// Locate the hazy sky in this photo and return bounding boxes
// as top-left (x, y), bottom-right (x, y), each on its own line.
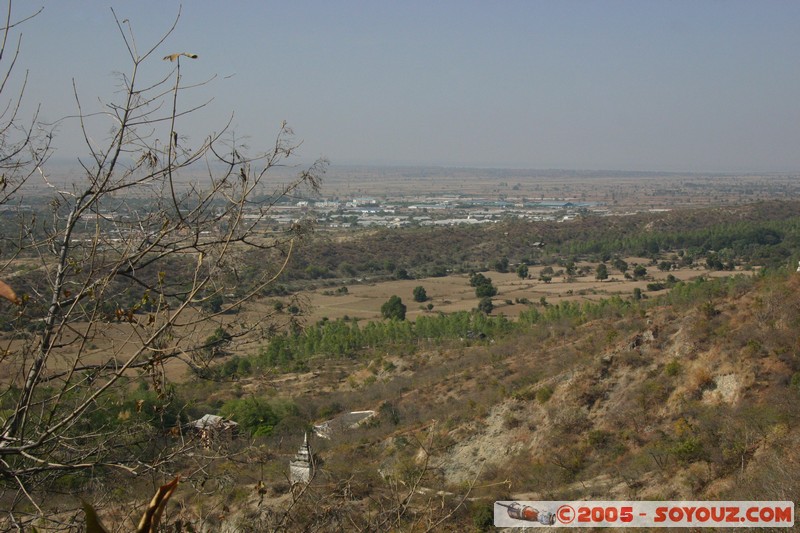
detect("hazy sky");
top-left (12, 1), bottom-right (800, 172)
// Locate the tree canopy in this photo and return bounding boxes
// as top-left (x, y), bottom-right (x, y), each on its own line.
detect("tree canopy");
top-left (381, 295), bottom-right (407, 320)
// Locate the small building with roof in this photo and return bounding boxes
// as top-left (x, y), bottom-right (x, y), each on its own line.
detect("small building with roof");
top-left (189, 414), bottom-right (239, 447)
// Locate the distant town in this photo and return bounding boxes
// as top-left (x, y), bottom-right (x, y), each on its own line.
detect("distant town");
top-left (13, 163), bottom-right (800, 236)
top-left (283, 195), bottom-right (595, 229)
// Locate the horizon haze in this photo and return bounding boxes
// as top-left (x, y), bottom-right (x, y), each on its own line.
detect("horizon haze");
top-left (13, 0), bottom-right (800, 174)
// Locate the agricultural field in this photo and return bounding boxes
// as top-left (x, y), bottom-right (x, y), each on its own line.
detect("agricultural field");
top-left (299, 260), bottom-right (739, 323)
top-left (0, 252), bottom-right (750, 386)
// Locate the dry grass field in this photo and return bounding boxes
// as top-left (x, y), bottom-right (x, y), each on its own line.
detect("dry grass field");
top-left (298, 259), bottom-right (740, 324)
top-left (0, 256), bottom-right (746, 386)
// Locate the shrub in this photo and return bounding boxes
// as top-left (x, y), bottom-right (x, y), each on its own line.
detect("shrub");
top-left (477, 297), bottom-right (494, 315)
top-left (536, 385), bottom-right (554, 404)
top-left (495, 257), bottom-right (509, 273)
top-left (412, 285), bottom-right (428, 302)
top-left (791, 372), bottom-right (800, 392)
top-left (470, 272), bottom-right (498, 297)
top-left (381, 295), bottom-right (407, 320)
top-left (664, 359), bottom-right (682, 377)
top-left (475, 282), bottom-right (498, 298)
top-left (472, 501), bottom-right (495, 531)
top-left (587, 429), bottom-right (612, 449)
top-left (670, 436), bottom-right (705, 463)
top-left (395, 268), bottom-right (412, 280)
top-left (220, 397), bottom-right (281, 437)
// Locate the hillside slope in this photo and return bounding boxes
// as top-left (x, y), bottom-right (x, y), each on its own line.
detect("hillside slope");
top-left (195, 269), bottom-right (800, 531)
top-left (28, 265), bottom-right (799, 531)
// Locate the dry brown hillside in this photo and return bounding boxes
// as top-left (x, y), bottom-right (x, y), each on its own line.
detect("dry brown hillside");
top-left (161, 269), bottom-right (800, 531)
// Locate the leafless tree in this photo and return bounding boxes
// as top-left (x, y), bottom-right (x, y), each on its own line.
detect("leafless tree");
top-left (0, 5), bottom-right (323, 529)
top-left (0, 4), bottom-right (48, 209)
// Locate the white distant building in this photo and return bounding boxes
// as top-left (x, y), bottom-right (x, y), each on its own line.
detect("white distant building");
top-left (314, 200), bottom-right (340, 210)
top-left (351, 197), bottom-right (377, 206)
top-left (289, 433), bottom-right (313, 485)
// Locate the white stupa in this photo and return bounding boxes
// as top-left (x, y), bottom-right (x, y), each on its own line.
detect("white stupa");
top-left (289, 433), bottom-right (313, 485)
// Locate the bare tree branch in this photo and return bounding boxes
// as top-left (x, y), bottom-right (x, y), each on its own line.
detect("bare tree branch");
top-left (0, 4), bottom-right (326, 528)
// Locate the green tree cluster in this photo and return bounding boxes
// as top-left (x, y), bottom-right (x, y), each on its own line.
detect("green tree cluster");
top-left (470, 272), bottom-right (498, 297)
top-left (539, 265), bottom-right (554, 283)
top-left (257, 311), bottom-right (516, 368)
top-left (555, 215), bottom-right (795, 269)
top-left (251, 271), bottom-right (765, 374)
top-left (595, 263), bottom-right (608, 280)
top-left (477, 297), bottom-right (494, 314)
top-left (494, 257), bottom-right (509, 273)
top-left (381, 295), bottom-right (407, 320)
top-left (413, 286), bottom-right (428, 302)
top-left (633, 265), bottom-right (648, 279)
top-left (219, 397), bottom-right (300, 437)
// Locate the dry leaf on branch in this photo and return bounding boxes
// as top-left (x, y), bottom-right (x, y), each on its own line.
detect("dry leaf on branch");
top-left (163, 52), bottom-right (198, 61)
